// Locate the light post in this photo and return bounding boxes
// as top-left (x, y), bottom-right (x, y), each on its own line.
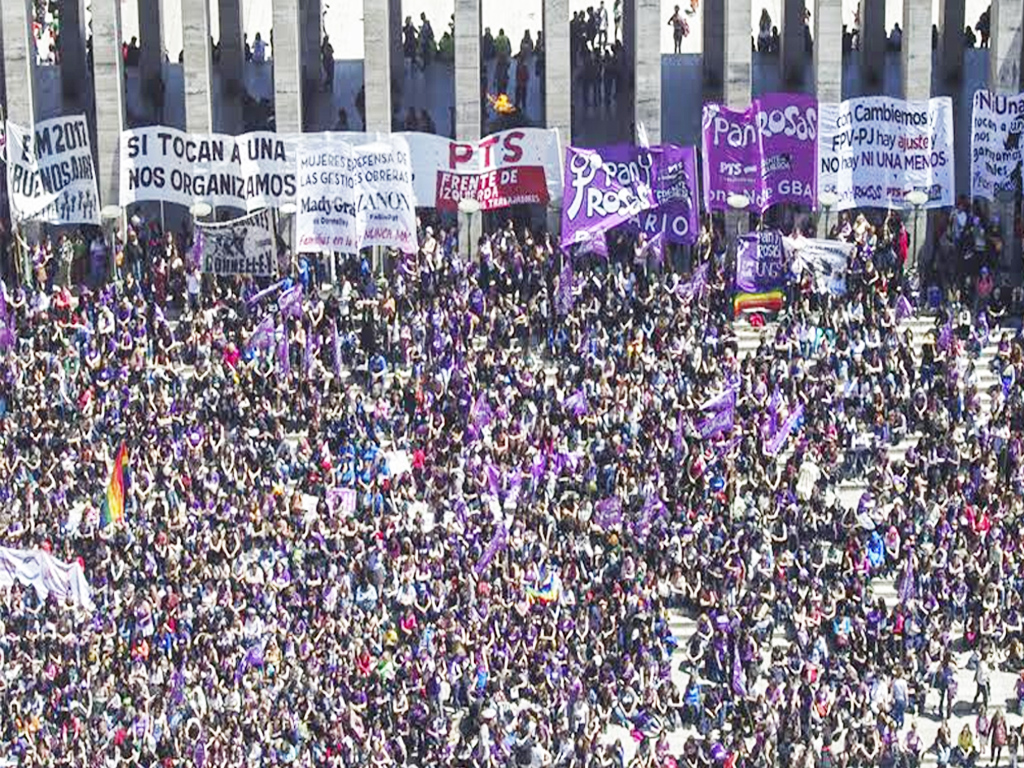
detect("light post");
top-left (100, 204), bottom-right (122, 282)
top-left (818, 191), bottom-right (838, 237)
top-left (458, 197), bottom-right (482, 261)
top-left (905, 190), bottom-right (928, 283)
top-left (278, 202), bottom-right (298, 276)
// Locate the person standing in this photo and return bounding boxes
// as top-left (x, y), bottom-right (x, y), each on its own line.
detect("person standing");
top-left (973, 651), bottom-right (991, 713)
top-left (668, 5), bottom-right (689, 53)
top-left (597, 1), bottom-right (609, 49)
top-left (321, 35), bottom-right (334, 93)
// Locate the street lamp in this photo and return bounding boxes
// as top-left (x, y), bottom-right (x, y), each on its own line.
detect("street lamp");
top-left (189, 200), bottom-right (213, 220)
top-left (818, 191), bottom-right (839, 237)
top-left (101, 205), bottom-right (122, 282)
top-left (906, 190), bottom-right (929, 282)
top-left (458, 197), bottom-right (482, 260)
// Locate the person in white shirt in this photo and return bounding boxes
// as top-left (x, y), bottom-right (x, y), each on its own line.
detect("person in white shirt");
top-left (597, 1), bottom-right (610, 48)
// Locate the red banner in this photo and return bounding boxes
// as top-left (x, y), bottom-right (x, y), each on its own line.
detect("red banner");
top-left (434, 166), bottom-right (550, 212)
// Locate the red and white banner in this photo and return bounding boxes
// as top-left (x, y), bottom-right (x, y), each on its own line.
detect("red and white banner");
top-left (403, 128), bottom-right (563, 211)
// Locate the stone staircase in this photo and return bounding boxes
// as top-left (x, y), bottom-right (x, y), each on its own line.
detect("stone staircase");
top-left (602, 312), bottom-right (1017, 762)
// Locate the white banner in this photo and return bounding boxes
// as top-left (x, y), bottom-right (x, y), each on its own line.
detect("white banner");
top-left (817, 96), bottom-right (954, 211)
top-left (5, 115), bottom-right (100, 225)
top-left (296, 136), bottom-right (417, 254)
top-left (119, 128), bottom-right (297, 211)
top-left (197, 209), bottom-right (277, 276)
top-left (0, 546), bottom-right (94, 612)
top-left (784, 236), bottom-right (854, 295)
top-left (119, 127), bottom-right (563, 213)
top-left (970, 90), bottom-right (1024, 201)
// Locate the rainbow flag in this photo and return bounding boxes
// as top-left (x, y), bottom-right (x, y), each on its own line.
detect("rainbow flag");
top-left (100, 443), bottom-right (128, 528)
top-left (525, 573), bottom-right (561, 605)
top-left (733, 290), bottom-right (784, 315)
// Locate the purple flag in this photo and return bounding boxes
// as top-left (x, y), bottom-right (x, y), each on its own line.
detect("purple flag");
top-left (277, 325), bottom-right (290, 377)
top-left (578, 230), bottom-right (608, 259)
top-left (560, 146), bottom-right (656, 249)
top-left (556, 257), bottom-right (575, 316)
top-left (895, 294), bottom-right (913, 322)
top-left (702, 93), bottom-right (818, 212)
top-left (190, 229), bottom-right (204, 270)
top-left (702, 387), bottom-right (736, 413)
top-left (735, 230), bottom-right (787, 294)
top-left (593, 497), bottom-right (623, 530)
top-left (193, 734), bottom-right (207, 768)
top-left (247, 278), bottom-right (288, 307)
top-left (633, 493), bottom-right (666, 543)
top-left (898, 551), bottom-right (916, 603)
top-left (628, 144), bottom-right (700, 246)
top-left (698, 402), bottom-right (734, 440)
top-left (486, 463), bottom-right (502, 498)
top-left (732, 644), bottom-right (747, 698)
top-left (474, 523), bottom-right (508, 574)
top-left (563, 389), bottom-right (588, 417)
top-left (248, 314), bottom-right (276, 351)
top-left (303, 323), bottom-right (313, 373)
top-left (278, 284), bottom-right (304, 319)
top-left (767, 387), bottom-right (782, 438)
top-left (938, 317), bottom-right (953, 353)
top-left (331, 320), bottom-right (342, 377)
top-left (766, 403), bottom-right (804, 456)
top-left (677, 262), bottom-right (709, 303)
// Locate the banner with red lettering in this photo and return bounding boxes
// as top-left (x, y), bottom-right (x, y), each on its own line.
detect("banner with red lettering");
top-left (402, 129), bottom-right (563, 211)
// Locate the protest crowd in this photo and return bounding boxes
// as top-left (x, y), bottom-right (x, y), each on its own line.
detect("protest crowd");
top-left (0, 183), bottom-right (1022, 768)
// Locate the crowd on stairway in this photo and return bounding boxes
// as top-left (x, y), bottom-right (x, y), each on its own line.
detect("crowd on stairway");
top-left (0, 199), bottom-right (1022, 768)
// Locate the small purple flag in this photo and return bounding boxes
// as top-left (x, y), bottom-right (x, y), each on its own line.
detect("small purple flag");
top-left (645, 231), bottom-right (665, 268)
top-left (331, 319), bottom-right (342, 377)
top-left (474, 523), bottom-right (508, 574)
top-left (278, 284), bottom-right (304, 319)
top-left (731, 644), bottom-right (747, 698)
top-left (633, 493), bottom-right (666, 543)
top-left (898, 551), bottom-right (915, 603)
top-left (701, 387), bottom-right (736, 413)
top-left (277, 325), bottom-right (290, 377)
top-left (564, 389), bottom-right (588, 417)
top-left (766, 403), bottom-right (804, 456)
top-left (190, 229), bottom-right (204, 270)
top-left (556, 257), bottom-right (575, 316)
top-left (248, 314), bottom-right (276, 352)
top-left (938, 317), bottom-right (953, 353)
top-left (895, 294), bottom-right (914, 322)
top-left (593, 497), bottom-right (623, 530)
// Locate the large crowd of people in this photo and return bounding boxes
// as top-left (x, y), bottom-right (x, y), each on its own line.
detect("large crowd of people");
top-left (0, 199), bottom-right (1020, 768)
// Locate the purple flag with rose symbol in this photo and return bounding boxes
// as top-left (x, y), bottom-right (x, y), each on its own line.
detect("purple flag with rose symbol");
top-left (560, 146), bottom-right (656, 249)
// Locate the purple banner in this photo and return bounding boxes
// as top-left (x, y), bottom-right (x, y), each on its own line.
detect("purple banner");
top-left (765, 403), bottom-right (804, 456)
top-left (475, 523), bottom-right (508, 574)
top-left (278, 284), bottom-right (303, 319)
top-left (698, 403), bottom-right (734, 440)
top-left (702, 93), bottom-right (818, 212)
top-left (626, 145), bottom-right (701, 245)
top-left (735, 230), bottom-right (786, 294)
top-left (702, 102), bottom-right (759, 211)
top-left (248, 314), bottom-right (275, 351)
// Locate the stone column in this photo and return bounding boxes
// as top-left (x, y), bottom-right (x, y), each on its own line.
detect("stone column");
top-left (1, 0), bottom-right (38, 128)
top-left (59, 0), bottom-right (88, 113)
top-left (703, 0), bottom-right (725, 92)
top-left (543, 0), bottom-right (571, 144)
top-left (858, 0), bottom-right (885, 91)
top-left (301, 0), bottom-right (320, 129)
top-left (902, 0), bottom-right (931, 101)
top-left (989, 0), bottom-right (1024, 276)
top-left (455, 0), bottom-right (482, 255)
top-left (723, 0), bottom-right (751, 108)
top-left (543, 0), bottom-right (570, 237)
top-left (91, 0), bottom-right (126, 208)
top-left (455, 0), bottom-right (481, 140)
top-left (903, 0), bottom-right (932, 273)
top-left (390, 0), bottom-right (403, 110)
top-left (272, 0), bottom-right (303, 133)
top-left (364, 0), bottom-right (393, 132)
top-left (813, 0), bottom-right (843, 102)
top-left (814, 0), bottom-right (842, 235)
top-left (724, 0), bottom-right (751, 251)
top-left (138, 0), bottom-right (165, 124)
top-left (938, 0), bottom-right (965, 83)
top-left (218, 0), bottom-right (245, 132)
top-left (634, 0), bottom-right (661, 143)
top-left (182, 0), bottom-right (214, 132)
top-left (781, 0), bottom-right (806, 86)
